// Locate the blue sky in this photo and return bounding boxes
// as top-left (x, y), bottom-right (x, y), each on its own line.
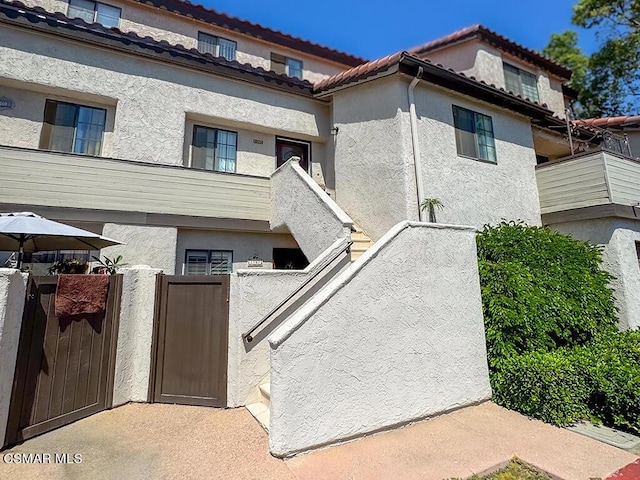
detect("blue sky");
top-left (202, 0), bottom-right (598, 61)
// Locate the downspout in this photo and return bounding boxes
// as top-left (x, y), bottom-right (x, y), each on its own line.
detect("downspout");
top-left (408, 66), bottom-right (425, 222)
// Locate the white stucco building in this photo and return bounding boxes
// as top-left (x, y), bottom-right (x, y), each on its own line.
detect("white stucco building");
top-left (1, 0), bottom-right (638, 456)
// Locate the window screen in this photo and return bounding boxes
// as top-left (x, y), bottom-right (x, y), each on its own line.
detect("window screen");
top-left (191, 126), bottom-right (237, 173)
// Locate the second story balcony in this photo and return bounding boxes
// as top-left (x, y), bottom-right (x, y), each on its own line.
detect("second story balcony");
top-left (536, 150), bottom-right (640, 221)
top-left (0, 145), bottom-right (270, 225)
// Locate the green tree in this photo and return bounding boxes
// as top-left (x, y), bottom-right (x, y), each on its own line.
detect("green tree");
top-left (544, 0), bottom-right (640, 117)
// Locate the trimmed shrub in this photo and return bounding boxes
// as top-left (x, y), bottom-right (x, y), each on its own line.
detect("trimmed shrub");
top-left (491, 350), bottom-right (590, 426)
top-left (477, 222), bottom-right (618, 369)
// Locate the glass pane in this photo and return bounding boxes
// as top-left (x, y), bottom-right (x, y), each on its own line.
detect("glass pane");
top-left (218, 38), bottom-right (237, 61)
top-left (68, 0), bottom-right (96, 22)
top-left (455, 129), bottom-right (478, 158)
top-left (186, 251), bottom-right (209, 275)
top-left (452, 106), bottom-right (475, 133)
top-left (210, 251), bottom-right (232, 274)
top-left (286, 58), bottom-right (303, 79)
top-left (96, 3), bottom-right (120, 28)
top-left (215, 130), bottom-right (237, 173)
top-left (48, 102), bottom-right (77, 152)
top-left (191, 126), bottom-right (216, 170)
top-left (475, 113), bottom-right (496, 162)
top-left (521, 71), bottom-right (540, 102)
top-left (503, 63), bottom-right (522, 96)
top-left (74, 106), bottom-right (105, 155)
top-left (198, 33), bottom-right (218, 56)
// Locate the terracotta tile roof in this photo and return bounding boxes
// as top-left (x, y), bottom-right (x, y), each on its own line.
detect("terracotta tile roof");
top-left (409, 24), bottom-right (572, 80)
top-left (576, 116), bottom-right (640, 129)
top-left (130, 0), bottom-right (367, 67)
top-left (0, 0), bottom-right (316, 95)
top-left (313, 51), bottom-right (555, 121)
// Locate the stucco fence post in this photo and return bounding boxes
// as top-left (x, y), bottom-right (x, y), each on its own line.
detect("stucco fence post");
top-left (112, 265), bottom-right (163, 406)
top-left (0, 269), bottom-right (28, 441)
top-left (268, 222), bottom-right (492, 456)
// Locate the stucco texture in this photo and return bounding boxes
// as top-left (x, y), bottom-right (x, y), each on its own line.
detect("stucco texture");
top-left (101, 223), bottom-right (177, 274)
top-left (332, 75), bottom-right (541, 239)
top-left (268, 222), bottom-right (492, 456)
top-left (112, 266), bottom-right (162, 406)
top-left (0, 269), bottom-right (28, 440)
top-left (550, 218), bottom-right (640, 330)
top-left (271, 159), bottom-right (352, 262)
top-left (0, 26), bottom-right (330, 176)
top-left (227, 239), bottom-right (350, 407)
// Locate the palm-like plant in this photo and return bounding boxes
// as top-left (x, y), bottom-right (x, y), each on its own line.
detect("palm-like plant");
top-left (91, 255), bottom-right (128, 275)
top-left (419, 198), bottom-right (445, 223)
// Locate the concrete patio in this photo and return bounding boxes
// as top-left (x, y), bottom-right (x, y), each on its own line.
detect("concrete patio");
top-left (0, 402), bottom-right (637, 480)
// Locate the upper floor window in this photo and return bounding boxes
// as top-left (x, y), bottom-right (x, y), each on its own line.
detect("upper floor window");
top-left (185, 250), bottom-right (233, 275)
top-left (503, 63), bottom-right (539, 103)
top-left (452, 105), bottom-right (497, 163)
top-left (190, 125), bottom-right (238, 173)
top-left (270, 53), bottom-right (303, 79)
top-left (68, 0), bottom-right (121, 28)
top-left (40, 100), bottom-right (106, 156)
top-left (197, 32), bottom-right (237, 61)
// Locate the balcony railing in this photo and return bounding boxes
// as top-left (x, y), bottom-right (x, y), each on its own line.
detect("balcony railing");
top-left (536, 150), bottom-right (640, 215)
top-left (0, 146), bottom-right (270, 221)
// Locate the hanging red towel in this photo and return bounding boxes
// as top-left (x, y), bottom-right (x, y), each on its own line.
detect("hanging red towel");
top-left (55, 274), bottom-right (109, 318)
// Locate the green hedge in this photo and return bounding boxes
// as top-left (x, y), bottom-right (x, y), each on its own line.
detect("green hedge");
top-left (477, 222), bottom-right (640, 434)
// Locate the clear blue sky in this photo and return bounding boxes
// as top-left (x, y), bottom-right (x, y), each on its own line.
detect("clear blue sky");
top-left (202, 0), bottom-right (598, 61)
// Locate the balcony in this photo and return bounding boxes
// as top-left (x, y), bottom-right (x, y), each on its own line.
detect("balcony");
top-left (536, 150), bottom-right (640, 217)
top-left (0, 146), bottom-right (270, 223)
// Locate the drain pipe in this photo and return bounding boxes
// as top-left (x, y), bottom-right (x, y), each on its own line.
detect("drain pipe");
top-left (408, 66), bottom-right (425, 222)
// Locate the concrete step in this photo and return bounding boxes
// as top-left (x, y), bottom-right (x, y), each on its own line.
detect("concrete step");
top-left (259, 382), bottom-right (270, 401)
top-left (350, 223), bottom-right (373, 262)
top-left (246, 402), bottom-right (270, 432)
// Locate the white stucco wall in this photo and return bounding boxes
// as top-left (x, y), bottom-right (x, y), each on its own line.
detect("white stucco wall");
top-left (112, 265), bottom-right (162, 406)
top-left (21, 0), bottom-right (347, 83)
top-left (227, 239), bottom-right (350, 407)
top-left (332, 76), bottom-right (415, 241)
top-left (550, 218), bottom-right (640, 331)
top-left (331, 75), bottom-right (541, 240)
top-left (268, 222), bottom-right (492, 456)
top-left (175, 229), bottom-right (299, 274)
top-left (101, 223), bottom-right (177, 275)
top-left (0, 269), bottom-right (28, 441)
top-left (0, 26), bottom-right (330, 174)
top-left (426, 40), bottom-right (567, 117)
top-left (414, 82), bottom-right (542, 228)
top-left (271, 159), bottom-right (352, 262)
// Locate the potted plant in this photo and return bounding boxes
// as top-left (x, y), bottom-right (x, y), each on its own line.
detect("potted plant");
top-left (48, 258), bottom-right (88, 275)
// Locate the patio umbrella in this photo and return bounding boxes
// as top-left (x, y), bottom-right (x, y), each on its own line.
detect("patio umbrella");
top-left (0, 212), bottom-right (123, 268)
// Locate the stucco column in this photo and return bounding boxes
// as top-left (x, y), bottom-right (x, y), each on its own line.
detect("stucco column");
top-left (112, 265), bottom-right (162, 406)
top-left (0, 269), bottom-right (28, 440)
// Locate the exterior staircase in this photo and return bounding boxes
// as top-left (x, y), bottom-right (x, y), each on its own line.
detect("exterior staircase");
top-left (246, 377), bottom-right (271, 431)
top-left (350, 224), bottom-right (374, 261)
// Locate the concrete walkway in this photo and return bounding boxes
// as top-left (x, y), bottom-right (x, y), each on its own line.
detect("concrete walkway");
top-left (0, 402), bottom-right (636, 480)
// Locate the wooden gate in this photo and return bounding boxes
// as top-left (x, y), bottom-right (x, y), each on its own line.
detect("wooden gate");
top-left (5, 275), bottom-right (122, 446)
top-left (150, 275), bottom-right (229, 407)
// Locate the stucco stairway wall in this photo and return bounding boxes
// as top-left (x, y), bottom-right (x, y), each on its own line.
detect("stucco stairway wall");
top-left (227, 239), bottom-right (350, 407)
top-left (0, 269), bottom-right (27, 442)
top-left (271, 159), bottom-right (353, 262)
top-left (112, 265), bottom-right (163, 406)
top-left (268, 222), bottom-right (492, 457)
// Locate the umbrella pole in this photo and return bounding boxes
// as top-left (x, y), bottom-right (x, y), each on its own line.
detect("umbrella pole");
top-left (16, 234), bottom-right (24, 269)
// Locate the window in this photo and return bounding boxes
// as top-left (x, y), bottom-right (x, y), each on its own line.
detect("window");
top-left (185, 250), bottom-right (233, 275)
top-left (40, 100), bottom-right (106, 155)
top-left (636, 242), bottom-right (640, 268)
top-left (190, 125), bottom-right (238, 173)
top-left (197, 32), bottom-right (237, 61)
top-left (270, 53), bottom-right (304, 79)
top-left (452, 105), bottom-right (497, 162)
top-left (503, 63), bottom-right (539, 103)
top-left (68, 0), bottom-right (121, 28)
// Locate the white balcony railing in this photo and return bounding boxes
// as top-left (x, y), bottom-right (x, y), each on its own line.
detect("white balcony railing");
top-left (0, 146), bottom-right (270, 221)
top-left (536, 150), bottom-right (640, 215)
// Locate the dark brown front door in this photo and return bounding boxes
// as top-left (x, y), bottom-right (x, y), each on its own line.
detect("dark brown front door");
top-left (5, 275), bottom-right (122, 446)
top-left (276, 137), bottom-right (310, 172)
top-left (151, 275), bottom-right (229, 407)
